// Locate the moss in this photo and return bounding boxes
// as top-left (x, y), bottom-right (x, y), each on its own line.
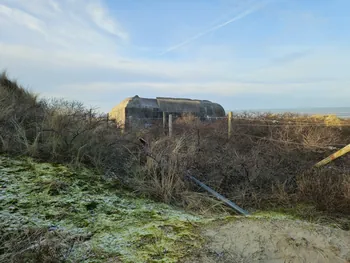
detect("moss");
top-left (0, 156), bottom-right (205, 262)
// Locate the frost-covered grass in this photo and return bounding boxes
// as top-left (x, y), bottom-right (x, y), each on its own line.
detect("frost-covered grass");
top-left (0, 156), bottom-right (204, 263)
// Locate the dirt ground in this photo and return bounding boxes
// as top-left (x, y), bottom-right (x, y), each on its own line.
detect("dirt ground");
top-left (186, 217), bottom-right (350, 263)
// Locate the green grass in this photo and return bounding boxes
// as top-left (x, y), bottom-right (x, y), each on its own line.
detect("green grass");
top-left (0, 156), bottom-right (205, 262)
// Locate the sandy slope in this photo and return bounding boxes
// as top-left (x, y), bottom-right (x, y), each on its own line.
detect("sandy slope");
top-left (188, 217), bottom-right (350, 263)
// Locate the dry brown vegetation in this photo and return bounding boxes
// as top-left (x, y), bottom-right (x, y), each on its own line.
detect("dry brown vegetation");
top-left (0, 72), bottom-right (132, 176)
top-left (1, 71), bottom-right (350, 217)
top-left (129, 104), bottom-right (350, 218)
top-left (1, 72), bottom-right (350, 262)
top-left (0, 73), bottom-right (350, 213)
top-left (1, 71), bottom-right (350, 216)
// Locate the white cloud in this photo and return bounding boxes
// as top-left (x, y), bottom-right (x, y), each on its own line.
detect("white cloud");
top-left (0, 0), bottom-right (349, 111)
top-left (0, 0), bottom-right (127, 51)
top-left (0, 43), bottom-right (242, 81)
top-left (1, 41), bottom-right (349, 99)
top-left (160, 0), bottom-right (271, 55)
top-left (58, 79), bottom-right (345, 97)
top-left (86, 1), bottom-right (128, 40)
top-left (0, 4), bottom-right (46, 34)
top-left (0, 0), bottom-right (60, 17)
top-left (48, 0), bottom-right (61, 12)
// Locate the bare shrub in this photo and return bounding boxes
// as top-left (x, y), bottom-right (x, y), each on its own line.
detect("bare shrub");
top-left (0, 72), bottom-right (45, 155)
top-left (2, 71), bottom-right (350, 216)
top-left (0, 72), bottom-right (130, 177)
top-left (128, 136), bottom-right (194, 203)
top-left (131, 111), bottom-right (350, 214)
top-left (296, 168), bottom-right (350, 214)
top-left (174, 113), bottom-right (201, 126)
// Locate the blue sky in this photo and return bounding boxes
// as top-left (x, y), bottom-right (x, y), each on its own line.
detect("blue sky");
top-left (0, 0), bottom-right (349, 113)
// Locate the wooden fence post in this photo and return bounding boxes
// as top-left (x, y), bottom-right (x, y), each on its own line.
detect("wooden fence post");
top-left (106, 113), bottom-right (109, 128)
top-left (169, 114), bottom-right (173, 137)
top-left (89, 109), bottom-right (92, 124)
top-left (228, 111), bottom-right (233, 139)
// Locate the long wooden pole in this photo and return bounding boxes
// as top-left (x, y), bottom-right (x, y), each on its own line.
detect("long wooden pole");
top-left (89, 109), bottom-right (92, 124)
top-left (314, 144), bottom-right (350, 167)
top-left (228, 111), bottom-right (233, 139)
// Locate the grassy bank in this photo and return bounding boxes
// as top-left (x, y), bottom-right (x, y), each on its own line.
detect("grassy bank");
top-left (1, 72), bottom-right (350, 262)
top-left (1, 71), bottom-right (350, 214)
top-left (0, 156), bottom-right (205, 262)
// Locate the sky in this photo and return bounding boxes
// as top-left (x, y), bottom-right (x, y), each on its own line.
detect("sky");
top-left (0, 0), bottom-right (349, 113)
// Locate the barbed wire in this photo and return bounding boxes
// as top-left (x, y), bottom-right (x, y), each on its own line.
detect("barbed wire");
top-left (128, 116), bottom-right (350, 127)
top-left (230, 123), bottom-right (350, 127)
top-left (229, 116), bottom-right (350, 126)
top-left (102, 115), bottom-right (349, 151)
top-left (231, 132), bottom-right (347, 149)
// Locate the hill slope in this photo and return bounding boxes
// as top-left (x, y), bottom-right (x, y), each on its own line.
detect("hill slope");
top-left (0, 156), bottom-right (203, 262)
top-left (1, 156), bottom-right (350, 263)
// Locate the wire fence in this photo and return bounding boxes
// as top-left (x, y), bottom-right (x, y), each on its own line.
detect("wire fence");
top-left (117, 114), bottom-right (348, 149)
top-left (227, 110), bottom-right (350, 119)
top-left (72, 111), bottom-right (350, 172)
top-left (231, 132), bottom-right (346, 149)
top-left (124, 115), bottom-right (350, 128)
top-left (71, 110), bottom-right (349, 152)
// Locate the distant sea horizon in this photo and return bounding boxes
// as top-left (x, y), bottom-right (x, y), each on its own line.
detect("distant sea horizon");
top-left (229, 107), bottom-right (350, 118)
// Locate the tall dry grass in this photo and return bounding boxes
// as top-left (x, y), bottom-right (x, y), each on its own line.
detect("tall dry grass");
top-left (129, 113), bottom-right (350, 215)
top-left (127, 136), bottom-right (194, 203)
top-left (4, 72), bottom-right (350, 263)
top-left (296, 168), bottom-right (350, 213)
top-left (0, 72), bottom-right (131, 177)
top-left (1, 71), bottom-right (350, 215)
